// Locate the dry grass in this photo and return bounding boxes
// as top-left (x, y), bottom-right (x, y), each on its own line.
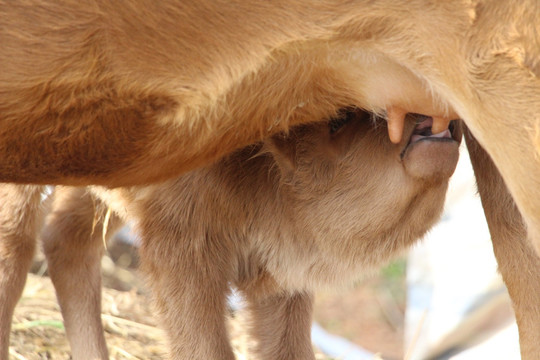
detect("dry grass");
top-left (10, 273), bottom-right (166, 359)
top-left (9, 273), bottom-right (331, 359)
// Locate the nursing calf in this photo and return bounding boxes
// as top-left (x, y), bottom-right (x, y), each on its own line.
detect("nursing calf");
top-left (39, 110), bottom-right (460, 359)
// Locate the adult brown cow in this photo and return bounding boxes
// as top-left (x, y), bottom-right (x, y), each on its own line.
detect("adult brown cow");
top-left (1, 1), bottom-right (540, 358)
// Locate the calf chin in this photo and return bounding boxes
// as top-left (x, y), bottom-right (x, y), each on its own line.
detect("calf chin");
top-left (402, 139), bottom-right (460, 183)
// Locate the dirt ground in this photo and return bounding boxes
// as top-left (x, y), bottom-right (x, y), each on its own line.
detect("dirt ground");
top-left (9, 239), bottom-right (405, 359)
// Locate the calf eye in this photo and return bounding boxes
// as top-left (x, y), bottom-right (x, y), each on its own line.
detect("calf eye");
top-left (329, 108), bottom-right (357, 134)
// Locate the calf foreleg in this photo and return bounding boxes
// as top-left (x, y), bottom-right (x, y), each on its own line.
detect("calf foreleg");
top-left (138, 225), bottom-right (235, 360)
top-left (41, 187), bottom-right (123, 360)
top-left (246, 289), bottom-right (315, 360)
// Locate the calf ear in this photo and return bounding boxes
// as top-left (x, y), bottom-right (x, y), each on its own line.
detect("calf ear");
top-left (265, 133), bottom-right (297, 180)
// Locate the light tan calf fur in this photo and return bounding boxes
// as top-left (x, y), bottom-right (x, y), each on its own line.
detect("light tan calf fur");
top-left (38, 112), bottom-right (461, 359)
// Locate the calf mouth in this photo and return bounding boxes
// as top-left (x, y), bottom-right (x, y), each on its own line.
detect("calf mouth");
top-left (400, 115), bottom-right (461, 159)
top-left (398, 113), bottom-right (461, 182)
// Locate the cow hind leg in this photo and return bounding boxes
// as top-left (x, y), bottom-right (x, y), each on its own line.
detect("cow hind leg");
top-left (466, 129), bottom-right (540, 359)
top-left (0, 185), bottom-right (44, 360)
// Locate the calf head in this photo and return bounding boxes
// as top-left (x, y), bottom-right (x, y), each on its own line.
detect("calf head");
top-left (258, 109), bottom-right (462, 289)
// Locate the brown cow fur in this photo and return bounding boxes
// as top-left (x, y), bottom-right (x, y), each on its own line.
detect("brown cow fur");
top-left (0, 1), bottom-right (457, 186)
top-left (38, 111), bottom-right (461, 359)
top-left (465, 128), bottom-right (540, 357)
